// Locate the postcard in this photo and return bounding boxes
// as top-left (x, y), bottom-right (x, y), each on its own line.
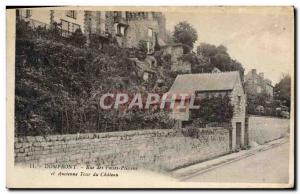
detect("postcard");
top-left (6, 6), bottom-right (294, 188)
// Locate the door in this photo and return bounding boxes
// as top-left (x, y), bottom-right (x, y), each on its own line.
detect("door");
top-left (236, 122), bottom-right (242, 149)
top-left (244, 117), bottom-right (249, 147)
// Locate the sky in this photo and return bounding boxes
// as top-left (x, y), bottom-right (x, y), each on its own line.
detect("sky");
top-left (164, 6), bottom-right (294, 84)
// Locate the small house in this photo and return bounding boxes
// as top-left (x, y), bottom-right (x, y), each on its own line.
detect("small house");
top-left (168, 71), bottom-right (246, 150)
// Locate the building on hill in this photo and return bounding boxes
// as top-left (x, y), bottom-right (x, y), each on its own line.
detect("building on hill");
top-left (244, 69), bottom-right (274, 101)
top-left (16, 9), bottom-right (166, 52)
top-left (123, 12), bottom-right (166, 50)
top-left (168, 71), bottom-right (246, 151)
top-left (17, 9), bottom-right (86, 37)
top-left (160, 43), bottom-right (192, 73)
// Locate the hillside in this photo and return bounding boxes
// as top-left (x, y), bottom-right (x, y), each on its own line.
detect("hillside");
top-left (15, 38), bottom-right (174, 136)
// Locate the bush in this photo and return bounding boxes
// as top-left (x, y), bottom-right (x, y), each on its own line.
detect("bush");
top-left (68, 28), bottom-right (86, 48)
top-left (47, 22), bottom-right (62, 40)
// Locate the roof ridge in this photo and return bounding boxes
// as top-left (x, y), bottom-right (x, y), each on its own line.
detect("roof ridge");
top-left (177, 71), bottom-right (239, 77)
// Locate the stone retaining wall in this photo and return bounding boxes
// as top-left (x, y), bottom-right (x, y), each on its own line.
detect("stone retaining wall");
top-left (248, 115), bottom-right (290, 144)
top-left (15, 127), bottom-right (230, 171)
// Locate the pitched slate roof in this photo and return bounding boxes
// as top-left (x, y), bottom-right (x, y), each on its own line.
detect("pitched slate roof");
top-left (169, 71), bottom-right (241, 94)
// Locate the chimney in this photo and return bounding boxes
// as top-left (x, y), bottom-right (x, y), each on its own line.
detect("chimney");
top-left (259, 72), bottom-right (264, 79)
top-left (251, 69), bottom-right (257, 75)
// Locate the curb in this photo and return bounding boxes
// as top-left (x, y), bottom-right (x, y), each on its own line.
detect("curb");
top-left (171, 137), bottom-right (289, 181)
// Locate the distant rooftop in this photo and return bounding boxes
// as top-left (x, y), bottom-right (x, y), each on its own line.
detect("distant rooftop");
top-left (247, 69), bottom-right (273, 87)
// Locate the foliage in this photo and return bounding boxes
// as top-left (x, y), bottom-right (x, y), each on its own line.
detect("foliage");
top-left (195, 43), bottom-right (244, 78)
top-left (246, 74), bottom-right (291, 117)
top-left (15, 38), bottom-right (174, 136)
top-left (274, 74), bottom-right (291, 109)
top-left (16, 19), bottom-right (34, 39)
top-left (137, 40), bottom-right (148, 60)
top-left (68, 28), bottom-right (87, 48)
top-left (180, 53), bottom-right (199, 65)
top-left (47, 22), bottom-right (62, 40)
top-left (190, 94), bottom-right (233, 124)
top-left (173, 21), bottom-right (198, 52)
top-left (247, 92), bottom-right (283, 117)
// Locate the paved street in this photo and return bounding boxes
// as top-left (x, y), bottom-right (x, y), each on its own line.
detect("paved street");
top-left (185, 141), bottom-right (290, 183)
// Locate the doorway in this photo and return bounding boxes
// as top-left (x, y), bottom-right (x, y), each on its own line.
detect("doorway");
top-left (236, 122), bottom-right (242, 149)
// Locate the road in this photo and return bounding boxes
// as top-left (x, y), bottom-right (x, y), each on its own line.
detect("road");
top-left (185, 141), bottom-right (290, 183)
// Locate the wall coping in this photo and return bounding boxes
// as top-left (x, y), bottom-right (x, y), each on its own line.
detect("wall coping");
top-left (15, 127), bottom-right (230, 143)
top-left (248, 114), bottom-right (290, 120)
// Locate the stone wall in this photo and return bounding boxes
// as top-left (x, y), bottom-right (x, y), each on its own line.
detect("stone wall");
top-left (15, 127), bottom-right (230, 171)
top-left (161, 44), bottom-right (193, 73)
top-left (124, 20), bottom-right (159, 48)
top-left (248, 115), bottom-right (290, 144)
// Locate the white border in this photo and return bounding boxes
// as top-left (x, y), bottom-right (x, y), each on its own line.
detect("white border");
top-left (1, 0), bottom-right (298, 193)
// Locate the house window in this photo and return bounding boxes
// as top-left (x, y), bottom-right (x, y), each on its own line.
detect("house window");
top-left (120, 26), bottom-right (126, 35)
top-left (238, 96), bottom-right (241, 105)
top-left (148, 28), bottom-right (153, 38)
top-left (25, 10), bottom-right (32, 18)
top-left (66, 10), bottom-right (77, 19)
top-left (114, 24), bottom-right (126, 36)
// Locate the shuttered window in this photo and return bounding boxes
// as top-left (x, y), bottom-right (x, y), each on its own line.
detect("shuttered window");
top-left (66, 10), bottom-right (77, 19)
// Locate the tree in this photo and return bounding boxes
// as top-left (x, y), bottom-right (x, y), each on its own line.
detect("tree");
top-left (173, 21), bottom-right (198, 52)
top-left (274, 74), bottom-right (291, 108)
top-left (195, 43), bottom-right (244, 77)
top-left (197, 43), bottom-right (217, 57)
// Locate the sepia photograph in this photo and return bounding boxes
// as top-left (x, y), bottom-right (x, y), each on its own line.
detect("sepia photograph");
top-left (6, 6), bottom-right (294, 188)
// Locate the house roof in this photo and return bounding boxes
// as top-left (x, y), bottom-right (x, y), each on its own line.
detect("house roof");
top-left (169, 71), bottom-right (241, 94)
